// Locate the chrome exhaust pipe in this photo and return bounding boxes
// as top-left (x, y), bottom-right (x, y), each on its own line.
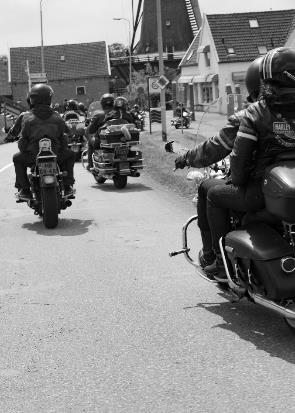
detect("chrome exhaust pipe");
top-left (249, 291), bottom-right (295, 320)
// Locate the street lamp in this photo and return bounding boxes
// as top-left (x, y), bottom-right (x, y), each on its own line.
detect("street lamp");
top-left (40, 0), bottom-right (45, 75)
top-left (113, 17), bottom-right (132, 100)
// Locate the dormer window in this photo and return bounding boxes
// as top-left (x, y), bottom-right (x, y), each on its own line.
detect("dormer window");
top-left (60, 56), bottom-right (65, 61)
top-left (227, 47), bottom-right (235, 55)
top-left (166, 20), bottom-right (171, 27)
top-left (258, 45), bottom-right (267, 55)
top-left (249, 19), bottom-right (259, 28)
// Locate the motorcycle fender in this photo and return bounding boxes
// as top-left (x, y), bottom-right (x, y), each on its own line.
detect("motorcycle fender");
top-left (39, 175), bottom-right (58, 188)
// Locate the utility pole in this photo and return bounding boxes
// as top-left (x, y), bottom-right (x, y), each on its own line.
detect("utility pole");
top-left (156, 0), bottom-right (167, 141)
top-left (40, 0), bottom-right (45, 75)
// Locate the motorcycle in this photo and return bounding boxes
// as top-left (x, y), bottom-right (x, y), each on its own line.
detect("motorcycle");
top-left (65, 116), bottom-right (86, 161)
top-left (167, 141), bottom-right (295, 330)
top-left (133, 111), bottom-right (145, 131)
top-left (90, 120), bottom-right (144, 189)
top-left (16, 138), bottom-right (75, 229)
top-left (171, 111), bottom-right (191, 129)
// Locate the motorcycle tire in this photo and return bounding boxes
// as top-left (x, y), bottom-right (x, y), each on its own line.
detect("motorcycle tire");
top-left (113, 175), bottom-right (127, 189)
top-left (94, 176), bottom-right (106, 184)
top-left (41, 187), bottom-right (59, 229)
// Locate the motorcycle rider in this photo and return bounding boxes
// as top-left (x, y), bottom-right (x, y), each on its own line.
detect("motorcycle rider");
top-left (103, 96), bottom-right (134, 124)
top-left (4, 96), bottom-right (32, 143)
top-left (204, 47), bottom-right (295, 280)
top-left (86, 93), bottom-right (114, 170)
top-left (13, 83), bottom-right (75, 198)
top-left (174, 56), bottom-right (263, 279)
top-left (63, 99), bottom-right (80, 121)
top-left (78, 102), bottom-right (87, 116)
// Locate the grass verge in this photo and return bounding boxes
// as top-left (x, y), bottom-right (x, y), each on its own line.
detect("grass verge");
top-left (141, 130), bottom-right (206, 200)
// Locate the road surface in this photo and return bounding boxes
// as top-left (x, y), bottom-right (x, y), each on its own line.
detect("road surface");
top-left (1, 142), bottom-right (295, 412)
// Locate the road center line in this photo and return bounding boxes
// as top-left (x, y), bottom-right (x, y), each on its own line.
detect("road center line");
top-left (0, 163), bottom-right (13, 173)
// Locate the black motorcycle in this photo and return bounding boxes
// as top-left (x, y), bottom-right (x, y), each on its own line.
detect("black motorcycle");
top-left (169, 145), bottom-right (295, 330)
top-left (16, 138), bottom-right (75, 229)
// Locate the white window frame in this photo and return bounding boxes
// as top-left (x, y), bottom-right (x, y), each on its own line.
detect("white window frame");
top-left (76, 85), bottom-right (86, 95)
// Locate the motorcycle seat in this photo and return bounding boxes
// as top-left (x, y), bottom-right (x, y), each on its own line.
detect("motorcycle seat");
top-left (225, 222), bottom-right (292, 260)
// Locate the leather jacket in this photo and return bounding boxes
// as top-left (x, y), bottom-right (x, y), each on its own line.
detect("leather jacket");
top-left (18, 105), bottom-right (68, 156)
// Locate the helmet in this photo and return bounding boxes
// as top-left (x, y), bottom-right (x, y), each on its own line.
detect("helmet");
top-left (29, 84), bottom-right (53, 106)
top-left (100, 93), bottom-right (114, 110)
top-left (133, 104), bottom-right (139, 110)
top-left (67, 99), bottom-right (78, 111)
top-left (114, 96), bottom-right (128, 111)
top-left (245, 56), bottom-right (263, 102)
top-left (78, 102), bottom-right (85, 111)
top-left (259, 47), bottom-right (295, 87)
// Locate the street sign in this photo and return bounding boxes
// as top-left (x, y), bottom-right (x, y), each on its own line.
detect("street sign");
top-left (30, 72), bottom-right (47, 84)
top-left (148, 76), bottom-right (161, 94)
top-left (156, 75), bottom-right (169, 90)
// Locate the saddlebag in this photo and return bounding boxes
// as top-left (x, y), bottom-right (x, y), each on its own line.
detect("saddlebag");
top-left (225, 222), bottom-right (295, 300)
top-left (263, 160), bottom-right (295, 222)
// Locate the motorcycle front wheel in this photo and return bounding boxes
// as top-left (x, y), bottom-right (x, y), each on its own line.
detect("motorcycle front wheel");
top-left (41, 187), bottom-right (59, 229)
top-left (113, 175), bottom-right (127, 189)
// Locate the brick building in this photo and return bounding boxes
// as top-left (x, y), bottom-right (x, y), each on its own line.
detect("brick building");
top-left (0, 55), bottom-right (11, 97)
top-left (10, 41), bottom-right (110, 106)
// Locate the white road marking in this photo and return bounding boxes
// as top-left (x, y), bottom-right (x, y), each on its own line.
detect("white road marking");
top-left (0, 163), bottom-right (13, 173)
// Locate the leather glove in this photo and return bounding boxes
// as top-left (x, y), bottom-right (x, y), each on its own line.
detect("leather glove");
top-left (175, 154), bottom-right (188, 169)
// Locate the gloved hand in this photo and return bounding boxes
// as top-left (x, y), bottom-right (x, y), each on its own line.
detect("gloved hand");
top-left (174, 154), bottom-right (188, 169)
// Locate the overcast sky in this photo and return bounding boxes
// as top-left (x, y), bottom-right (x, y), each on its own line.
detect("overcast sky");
top-left (0, 0), bottom-right (294, 56)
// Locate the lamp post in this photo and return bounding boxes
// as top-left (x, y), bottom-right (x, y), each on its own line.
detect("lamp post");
top-left (40, 0), bottom-right (45, 75)
top-left (113, 17), bottom-right (132, 100)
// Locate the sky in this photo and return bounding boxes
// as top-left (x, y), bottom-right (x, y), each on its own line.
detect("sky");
top-left (0, 0), bottom-right (294, 56)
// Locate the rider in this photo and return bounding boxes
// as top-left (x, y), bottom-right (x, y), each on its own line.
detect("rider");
top-left (174, 56), bottom-right (263, 279)
top-left (86, 93), bottom-right (114, 170)
top-left (5, 96), bottom-right (32, 142)
top-left (205, 47), bottom-right (295, 280)
top-left (78, 102), bottom-right (87, 116)
top-left (103, 96), bottom-right (134, 124)
top-left (13, 84), bottom-right (75, 198)
top-left (63, 99), bottom-right (80, 121)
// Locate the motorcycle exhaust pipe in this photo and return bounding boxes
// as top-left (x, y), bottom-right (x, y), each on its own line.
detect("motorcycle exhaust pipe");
top-left (248, 291), bottom-right (295, 320)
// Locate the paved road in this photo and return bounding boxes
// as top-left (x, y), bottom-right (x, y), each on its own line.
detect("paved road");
top-left (1, 143), bottom-right (295, 412)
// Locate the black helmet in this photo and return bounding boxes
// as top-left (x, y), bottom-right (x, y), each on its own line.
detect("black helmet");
top-left (133, 104), bottom-right (139, 110)
top-left (114, 96), bottom-right (128, 111)
top-left (29, 84), bottom-right (53, 106)
top-left (67, 99), bottom-right (78, 110)
top-left (260, 47), bottom-right (295, 87)
top-left (78, 102), bottom-right (85, 111)
top-left (100, 93), bottom-right (114, 110)
top-left (245, 56), bottom-right (263, 102)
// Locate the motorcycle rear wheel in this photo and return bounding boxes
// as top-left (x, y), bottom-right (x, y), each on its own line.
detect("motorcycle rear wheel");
top-left (42, 187), bottom-right (59, 229)
top-left (113, 175), bottom-right (127, 189)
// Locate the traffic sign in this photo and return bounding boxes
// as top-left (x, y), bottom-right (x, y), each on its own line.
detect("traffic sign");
top-left (156, 75), bottom-right (169, 90)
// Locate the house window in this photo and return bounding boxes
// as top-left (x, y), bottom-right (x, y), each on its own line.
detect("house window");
top-left (258, 45), bottom-right (267, 55)
top-left (60, 56), bottom-right (65, 61)
top-left (204, 51), bottom-right (210, 67)
top-left (76, 86), bottom-right (86, 95)
top-left (249, 19), bottom-right (259, 28)
top-left (165, 20), bottom-right (171, 27)
top-left (202, 83), bottom-right (213, 103)
top-left (227, 47), bottom-right (235, 55)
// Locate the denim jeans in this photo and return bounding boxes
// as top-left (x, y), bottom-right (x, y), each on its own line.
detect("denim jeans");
top-left (206, 179), bottom-right (265, 253)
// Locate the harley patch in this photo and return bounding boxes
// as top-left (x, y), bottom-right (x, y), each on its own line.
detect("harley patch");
top-left (273, 122), bottom-right (295, 139)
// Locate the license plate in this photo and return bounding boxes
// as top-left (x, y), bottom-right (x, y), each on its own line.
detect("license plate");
top-left (115, 146), bottom-right (129, 157)
top-left (38, 162), bottom-right (56, 175)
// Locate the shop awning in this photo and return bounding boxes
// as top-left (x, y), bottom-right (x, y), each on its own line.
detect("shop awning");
top-left (177, 75), bottom-right (193, 84)
top-left (193, 73), bottom-right (218, 83)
